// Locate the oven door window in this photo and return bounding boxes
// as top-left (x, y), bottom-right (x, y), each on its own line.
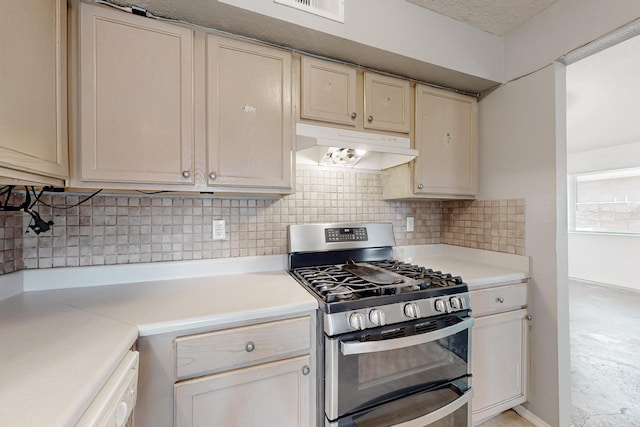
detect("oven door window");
top-left (326, 315), bottom-right (472, 421)
top-left (334, 380), bottom-right (472, 427)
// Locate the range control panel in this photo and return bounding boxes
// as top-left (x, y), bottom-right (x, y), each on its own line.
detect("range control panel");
top-left (325, 227), bottom-right (368, 243)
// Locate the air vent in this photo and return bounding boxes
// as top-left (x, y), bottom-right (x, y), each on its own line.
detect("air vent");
top-left (274, 0), bottom-right (345, 23)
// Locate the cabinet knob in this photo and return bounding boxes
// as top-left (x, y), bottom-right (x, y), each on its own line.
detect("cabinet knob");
top-left (417, 183), bottom-right (424, 190)
top-left (245, 342), bottom-right (255, 352)
top-left (209, 172), bottom-right (217, 181)
top-left (351, 112), bottom-right (357, 120)
top-left (302, 366), bottom-right (310, 376)
top-left (526, 314), bottom-right (533, 321)
top-left (181, 170), bottom-right (191, 179)
top-left (367, 115), bottom-right (374, 123)
top-left (496, 296), bottom-right (505, 303)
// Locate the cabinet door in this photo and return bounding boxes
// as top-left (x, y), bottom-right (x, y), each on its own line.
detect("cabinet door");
top-left (472, 309), bottom-right (528, 423)
top-left (206, 35), bottom-right (293, 190)
top-left (79, 3), bottom-right (194, 185)
top-left (300, 56), bottom-right (357, 126)
top-left (414, 85), bottom-right (477, 197)
top-left (364, 72), bottom-right (410, 133)
top-left (0, 0), bottom-right (68, 183)
top-left (175, 355), bottom-right (311, 427)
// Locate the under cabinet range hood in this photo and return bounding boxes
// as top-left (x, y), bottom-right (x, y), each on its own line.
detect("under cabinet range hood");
top-left (296, 123), bottom-right (418, 170)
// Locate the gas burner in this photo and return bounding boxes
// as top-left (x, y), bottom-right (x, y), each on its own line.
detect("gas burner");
top-left (291, 260), bottom-right (466, 305)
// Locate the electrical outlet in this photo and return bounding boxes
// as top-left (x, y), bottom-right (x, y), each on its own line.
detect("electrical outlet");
top-left (407, 216), bottom-right (414, 232)
top-left (213, 219), bottom-right (225, 240)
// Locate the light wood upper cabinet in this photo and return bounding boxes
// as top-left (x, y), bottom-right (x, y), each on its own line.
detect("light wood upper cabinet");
top-left (300, 56), bottom-right (412, 135)
top-left (76, 3), bottom-right (194, 186)
top-left (364, 71), bottom-right (411, 133)
top-left (414, 85), bottom-right (477, 197)
top-left (0, 0), bottom-right (68, 186)
top-left (300, 56), bottom-right (357, 126)
top-left (206, 34), bottom-right (293, 190)
top-left (72, 4), bottom-right (293, 194)
top-left (382, 85), bottom-right (477, 200)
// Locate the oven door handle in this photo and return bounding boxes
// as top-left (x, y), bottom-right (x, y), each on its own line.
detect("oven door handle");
top-left (393, 387), bottom-right (473, 427)
top-left (340, 317), bottom-right (474, 355)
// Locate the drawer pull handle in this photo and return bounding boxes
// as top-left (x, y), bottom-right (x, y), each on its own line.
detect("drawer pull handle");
top-left (351, 112), bottom-right (357, 120)
top-left (496, 296), bottom-right (505, 303)
top-left (245, 342), bottom-right (255, 352)
top-left (181, 170), bottom-right (191, 179)
top-left (527, 314), bottom-right (533, 321)
top-left (367, 115), bottom-right (374, 123)
top-left (302, 366), bottom-right (310, 376)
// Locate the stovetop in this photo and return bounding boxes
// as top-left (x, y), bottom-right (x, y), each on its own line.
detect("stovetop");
top-left (291, 260), bottom-right (467, 313)
top-left (287, 223), bottom-right (471, 334)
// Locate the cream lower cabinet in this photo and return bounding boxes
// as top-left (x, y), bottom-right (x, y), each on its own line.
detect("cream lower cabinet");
top-left (175, 355), bottom-right (310, 427)
top-left (470, 283), bottom-right (529, 425)
top-left (382, 84), bottom-right (477, 200)
top-left (173, 316), bottom-right (314, 427)
top-left (0, 0), bottom-right (68, 186)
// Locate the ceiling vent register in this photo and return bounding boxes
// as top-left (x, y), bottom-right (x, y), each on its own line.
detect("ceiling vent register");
top-left (274, 0), bottom-right (345, 23)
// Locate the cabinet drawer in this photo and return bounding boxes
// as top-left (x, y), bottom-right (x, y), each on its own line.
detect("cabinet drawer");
top-left (175, 317), bottom-right (311, 379)
top-left (471, 283), bottom-right (527, 316)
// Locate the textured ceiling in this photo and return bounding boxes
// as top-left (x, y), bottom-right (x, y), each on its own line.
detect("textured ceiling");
top-left (406, 0), bottom-right (558, 35)
top-left (567, 34), bottom-right (640, 154)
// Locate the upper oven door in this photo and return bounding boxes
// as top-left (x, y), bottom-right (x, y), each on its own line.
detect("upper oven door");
top-left (325, 313), bottom-right (473, 422)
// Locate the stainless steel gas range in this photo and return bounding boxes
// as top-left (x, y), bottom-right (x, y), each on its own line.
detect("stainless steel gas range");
top-left (288, 223), bottom-right (474, 427)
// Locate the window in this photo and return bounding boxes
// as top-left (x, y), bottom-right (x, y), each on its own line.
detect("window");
top-left (570, 168), bottom-right (640, 234)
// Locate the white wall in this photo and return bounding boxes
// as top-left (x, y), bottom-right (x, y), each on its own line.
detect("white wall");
top-left (569, 233), bottom-right (640, 291)
top-left (505, 0), bottom-right (640, 81)
top-left (478, 63), bottom-right (570, 427)
top-left (567, 141), bottom-right (640, 174)
top-left (499, 3), bottom-right (640, 426)
top-left (217, 0), bottom-right (504, 82)
top-left (567, 143), bottom-right (640, 291)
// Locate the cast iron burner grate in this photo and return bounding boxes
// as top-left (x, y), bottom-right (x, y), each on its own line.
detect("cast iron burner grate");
top-left (292, 260), bottom-right (464, 303)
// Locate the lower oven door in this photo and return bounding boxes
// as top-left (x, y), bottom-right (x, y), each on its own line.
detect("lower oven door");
top-left (328, 379), bottom-right (472, 427)
top-left (325, 314), bottom-right (473, 424)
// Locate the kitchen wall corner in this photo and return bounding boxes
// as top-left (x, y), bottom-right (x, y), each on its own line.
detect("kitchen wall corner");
top-left (442, 199), bottom-right (526, 255)
top-left (0, 195), bottom-right (24, 274)
top-left (0, 169), bottom-right (526, 276)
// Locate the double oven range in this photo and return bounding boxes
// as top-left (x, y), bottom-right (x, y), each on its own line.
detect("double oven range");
top-left (288, 223), bottom-right (474, 427)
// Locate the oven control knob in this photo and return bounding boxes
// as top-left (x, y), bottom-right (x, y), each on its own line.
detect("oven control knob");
top-left (369, 309), bottom-right (386, 326)
top-left (404, 303), bottom-right (421, 319)
top-left (449, 296), bottom-right (463, 310)
top-left (434, 299), bottom-right (448, 313)
top-left (349, 312), bottom-right (366, 330)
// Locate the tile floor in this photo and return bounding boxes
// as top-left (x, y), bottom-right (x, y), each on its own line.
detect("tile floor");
top-left (569, 280), bottom-right (640, 427)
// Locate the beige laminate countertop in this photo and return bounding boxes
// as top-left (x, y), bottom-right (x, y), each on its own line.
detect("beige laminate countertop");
top-left (0, 293), bottom-right (138, 427)
top-left (42, 270), bottom-right (318, 336)
top-left (0, 246), bottom-right (528, 427)
top-left (394, 245), bottom-right (530, 289)
top-left (0, 257), bottom-right (317, 427)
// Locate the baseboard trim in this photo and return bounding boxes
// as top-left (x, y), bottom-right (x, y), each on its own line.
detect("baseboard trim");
top-left (568, 277), bottom-right (640, 294)
top-left (513, 405), bottom-right (552, 427)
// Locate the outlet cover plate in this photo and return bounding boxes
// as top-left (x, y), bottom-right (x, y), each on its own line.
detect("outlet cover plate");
top-left (407, 217), bottom-right (414, 232)
top-left (213, 220), bottom-right (225, 240)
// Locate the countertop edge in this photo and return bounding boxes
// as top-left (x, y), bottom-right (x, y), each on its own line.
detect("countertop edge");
top-left (136, 301), bottom-right (319, 336)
